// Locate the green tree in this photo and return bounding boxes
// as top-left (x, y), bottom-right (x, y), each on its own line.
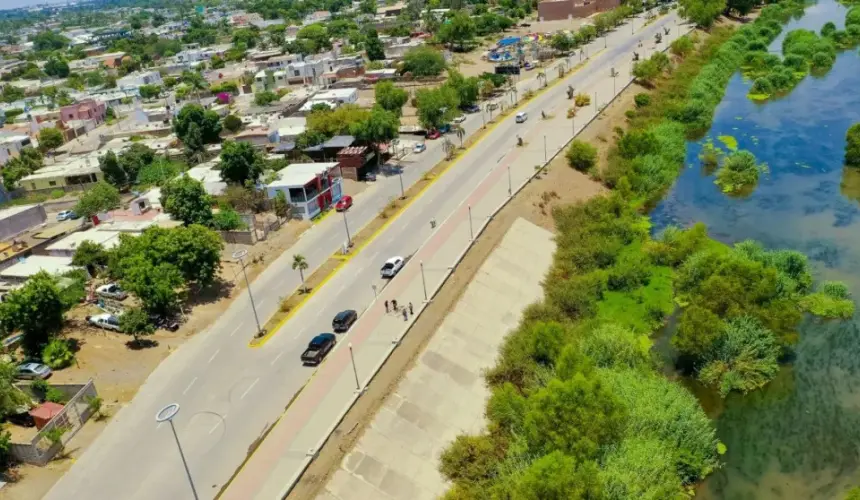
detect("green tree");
top-left (38, 127), bottom-right (65, 154)
top-left (183, 122), bottom-right (206, 164)
top-left (41, 338), bottom-right (75, 369)
top-left (254, 90), bottom-right (279, 106)
top-left (44, 56), bottom-right (70, 78)
top-left (99, 150), bottom-right (128, 188)
top-left (160, 175), bottom-right (213, 226)
top-left (0, 272), bottom-right (66, 356)
top-left (514, 451), bottom-right (601, 500)
top-left (364, 26), bottom-right (386, 61)
top-left (446, 70), bottom-right (480, 107)
top-left (138, 84), bottom-right (162, 99)
top-left (220, 140), bottom-right (264, 185)
top-left (297, 24), bottom-right (332, 53)
top-left (119, 307), bottom-right (155, 343)
top-left (550, 33), bottom-right (575, 53)
top-left (211, 206), bottom-right (245, 230)
top-left (632, 59), bottom-right (661, 86)
top-left (32, 30), bottom-right (69, 51)
top-left (223, 114), bottom-right (243, 133)
top-left (402, 46), bottom-right (446, 77)
top-left (350, 107), bottom-right (400, 165)
top-left (679, 0), bottom-right (727, 28)
top-left (118, 257), bottom-right (183, 316)
top-left (565, 140), bottom-right (598, 172)
top-left (0, 362), bottom-right (29, 418)
top-left (75, 181), bottom-right (121, 219)
top-left (272, 190), bottom-right (292, 220)
top-left (726, 0), bottom-right (757, 16)
top-left (232, 28), bottom-right (260, 49)
top-left (1, 85), bottom-right (24, 104)
top-left (524, 374), bottom-right (625, 461)
top-left (173, 103), bottom-right (222, 144)
top-left (415, 85), bottom-right (460, 130)
top-left (375, 81), bottom-right (409, 115)
top-left (673, 305), bottom-right (725, 358)
top-left (292, 254), bottom-right (309, 292)
top-left (698, 316), bottom-right (781, 397)
top-left (71, 240), bottom-right (109, 276)
top-left (118, 144), bottom-right (155, 181)
top-left (846, 123), bottom-right (860, 167)
top-left (2, 147), bottom-right (43, 190)
top-left (438, 12), bottom-right (476, 51)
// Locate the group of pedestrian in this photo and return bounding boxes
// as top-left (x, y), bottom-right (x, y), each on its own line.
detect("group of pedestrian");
top-left (384, 299), bottom-right (414, 321)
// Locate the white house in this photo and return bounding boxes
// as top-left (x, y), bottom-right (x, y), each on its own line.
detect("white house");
top-left (265, 162), bottom-right (343, 220)
top-left (117, 71), bottom-right (164, 91)
top-left (0, 134), bottom-right (33, 167)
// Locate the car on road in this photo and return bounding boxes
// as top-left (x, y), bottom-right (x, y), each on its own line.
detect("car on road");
top-left (452, 114), bottom-right (467, 124)
top-left (426, 129), bottom-right (441, 140)
top-left (15, 362), bottom-right (52, 380)
top-left (56, 210), bottom-right (79, 221)
top-left (301, 333), bottom-right (337, 365)
top-left (515, 112), bottom-right (528, 123)
top-left (335, 195), bottom-right (353, 212)
top-left (380, 256), bottom-right (405, 278)
top-left (438, 124), bottom-right (451, 133)
top-left (462, 104), bottom-right (481, 114)
top-left (87, 313), bottom-right (122, 332)
top-left (413, 143), bottom-right (426, 154)
top-left (332, 309), bottom-right (358, 333)
top-left (97, 283), bottom-right (127, 300)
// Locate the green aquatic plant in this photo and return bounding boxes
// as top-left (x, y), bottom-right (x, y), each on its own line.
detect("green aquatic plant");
top-left (715, 150), bottom-right (766, 194)
top-left (800, 281), bottom-right (855, 319)
top-left (846, 123), bottom-right (860, 166)
top-left (717, 135), bottom-right (738, 151)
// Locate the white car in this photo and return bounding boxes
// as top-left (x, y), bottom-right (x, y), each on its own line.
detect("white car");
top-left (380, 256), bottom-right (405, 278)
top-left (515, 112), bottom-right (528, 123)
top-left (56, 210), bottom-right (79, 221)
top-left (452, 114), bottom-right (467, 124)
top-left (87, 313), bottom-right (122, 332)
top-left (413, 143), bottom-right (426, 154)
top-left (97, 283), bottom-right (128, 300)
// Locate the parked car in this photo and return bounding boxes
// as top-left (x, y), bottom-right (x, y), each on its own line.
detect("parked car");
top-left (6, 407), bottom-right (35, 427)
top-left (365, 172), bottom-right (377, 182)
top-left (462, 104), bottom-right (481, 114)
top-left (300, 333), bottom-right (337, 365)
top-left (452, 114), bottom-right (467, 124)
top-left (335, 195), bottom-right (353, 212)
top-left (380, 256), bottom-right (405, 278)
top-left (332, 310), bottom-right (358, 333)
top-left (56, 210), bottom-right (79, 221)
top-left (413, 143), bottom-right (426, 154)
top-left (15, 362), bottom-right (52, 380)
top-left (426, 129), bottom-right (441, 140)
top-left (515, 112), bottom-right (528, 123)
top-left (97, 283), bottom-right (128, 301)
top-left (87, 313), bottom-right (122, 331)
top-left (438, 123), bottom-right (451, 133)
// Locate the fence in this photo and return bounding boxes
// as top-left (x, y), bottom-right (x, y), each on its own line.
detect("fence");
top-left (10, 380), bottom-right (99, 466)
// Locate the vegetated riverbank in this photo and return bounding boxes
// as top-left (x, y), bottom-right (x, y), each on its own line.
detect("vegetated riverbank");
top-left (435, 1), bottom-right (854, 498)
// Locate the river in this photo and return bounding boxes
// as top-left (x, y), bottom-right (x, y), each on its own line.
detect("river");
top-left (650, 1), bottom-right (860, 498)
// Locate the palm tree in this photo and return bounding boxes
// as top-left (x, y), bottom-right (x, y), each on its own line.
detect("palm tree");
top-left (292, 254), bottom-right (309, 293)
top-left (453, 125), bottom-right (465, 148)
top-left (537, 71), bottom-right (547, 88)
top-left (443, 138), bottom-right (456, 160)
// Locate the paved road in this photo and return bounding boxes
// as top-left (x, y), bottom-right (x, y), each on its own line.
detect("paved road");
top-left (45, 13), bottom-right (685, 500)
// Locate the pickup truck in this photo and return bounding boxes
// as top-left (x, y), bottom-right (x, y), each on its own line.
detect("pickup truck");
top-left (301, 333), bottom-right (337, 365)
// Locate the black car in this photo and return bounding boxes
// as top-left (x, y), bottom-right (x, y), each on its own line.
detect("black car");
top-left (332, 310), bottom-right (358, 333)
top-left (300, 333), bottom-right (337, 365)
top-left (6, 408), bottom-right (35, 427)
top-left (462, 104), bottom-right (481, 114)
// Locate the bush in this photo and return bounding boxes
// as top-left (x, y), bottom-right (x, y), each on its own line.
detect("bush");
top-left (439, 434), bottom-right (503, 483)
top-left (211, 206), bottom-right (247, 231)
top-left (634, 93), bottom-right (651, 108)
top-left (846, 123), bottom-right (860, 166)
top-left (811, 51), bottom-right (834, 69)
top-left (223, 114), bottom-right (243, 133)
top-left (574, 93), bottom-right (591, 107)
top-left (565, 140), bottom-right (598, 172)
top-left (670, 36), bottom-right (694, 57)
top-left (45, 386), bottom-right (66, 404)
top-left (715, 150), bottom-right (762, 193)
top-left (41, 338), bottom-right (75, 369)
top-left (751, 76), bottom-right (774, 95)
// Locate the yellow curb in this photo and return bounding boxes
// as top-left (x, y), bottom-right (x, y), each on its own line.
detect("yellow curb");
top-left (246, 49), bottom-right (604, 349)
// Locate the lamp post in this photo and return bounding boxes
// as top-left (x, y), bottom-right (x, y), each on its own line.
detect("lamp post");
top-left (420, 260), bottom-right (428, 301)
top-left (348, 343), bottom-right (360, 392)
top-left (156, 404), bottom-right (199, 500)
top-left (468, 205), bottom-right (474, 240)
top-left (342, 210), bottom-right (351, 247)
top-left (397, 161), bottom-right (405, 199)
top-left (233, 250), bottom-right (262, 336)
top-left (507, 165), bottom-right (512, 197)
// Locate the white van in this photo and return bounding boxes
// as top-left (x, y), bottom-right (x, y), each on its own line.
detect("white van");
top-left (515, 112), bottom-right (528, 123)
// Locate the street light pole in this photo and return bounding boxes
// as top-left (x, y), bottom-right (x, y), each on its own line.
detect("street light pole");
top-left (348, 343), bottom-right (360, 391)
top-left (543, 135), bottom-right (548, 163)
top-left (507, 165), bottom-right (512, 197)
top-left (233, 250), bottom-right (261, 336)
top-left (397, 163), bottom-right (405, 199)
top-left (420, 260), bottom-right (428, 301)
top-left (342, 210), bottom-right (351, 247)
top-left (468, 205), bottom-right (474, 240)
top-left (156, 404), bottom-right (199, 500)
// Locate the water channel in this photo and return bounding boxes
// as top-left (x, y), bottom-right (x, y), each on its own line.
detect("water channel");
top-left (650, 1), bottom-right (860, 497)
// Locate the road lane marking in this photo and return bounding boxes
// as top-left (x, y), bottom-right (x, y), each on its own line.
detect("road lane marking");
top-left (182, 377), bottom-right (197, 395)
top-left (209, 414), bottom-right (227, 435)
top-left (240, 378), bottom-right (259, 400)
top-left (256, 298), bottom-right (267, 310)
top-left (208, 349), bottom-right (220, 364)
top-left (270, 351), bottom-right (286, 366)
top-left (229, 323), bottom-right (243, 337)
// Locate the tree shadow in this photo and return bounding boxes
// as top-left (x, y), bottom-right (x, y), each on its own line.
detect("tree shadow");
top-left (186, 276), bottom-right (234, 308)
top-left (125, 338), bottom-right (159, 350)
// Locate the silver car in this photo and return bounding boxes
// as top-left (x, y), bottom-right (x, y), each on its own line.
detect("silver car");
top-left (16, 362), bottom-right (52, 380)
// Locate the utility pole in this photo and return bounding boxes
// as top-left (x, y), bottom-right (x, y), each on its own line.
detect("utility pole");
top-left (233, 250), bottom-right (262, 336)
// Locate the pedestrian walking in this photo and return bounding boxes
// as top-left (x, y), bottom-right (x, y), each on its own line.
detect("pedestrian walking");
top-left (402, 308), bottom-right (408, 321)
top-left (409, 302), bottom-right (414, 316)
top-left (392, 299), bottom-right (398, 311)
top-left (385, 300), bottom-right (389, 313)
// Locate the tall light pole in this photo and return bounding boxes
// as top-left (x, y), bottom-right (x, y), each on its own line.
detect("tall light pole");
top-left (543, 135), bottom-right (548, 163)
top-left (348, 343), bottom-right (360, 392)
top-left (468, 205), bottom-right (474, 240)
top-left (397, 161), bottom-right (405, 199)
top-left (341, 210), bottom-right (351, 247)
top-left (420, 260), bottom-right (428, 301)
top-left (507, 165), bottom-right (512, 197)
top-left (233, 249), bottom-right (262, 336)
top-left (156, 404), bottom-right (199, 500)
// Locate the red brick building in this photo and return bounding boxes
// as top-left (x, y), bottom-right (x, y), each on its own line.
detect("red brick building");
top-left (538, 0), bottom-right (620, 21)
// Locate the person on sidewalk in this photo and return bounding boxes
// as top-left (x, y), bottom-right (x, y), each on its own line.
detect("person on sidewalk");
top-left (402, 308), bottom-right (408, 321)
top-left (392, 299), bottom-right (398, 311)
top-left (409, 302), bottom-right (414, 316)
top-left (385, 300), bottom-right (389, 313)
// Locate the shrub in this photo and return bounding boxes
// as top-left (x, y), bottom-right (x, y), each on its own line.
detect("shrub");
top-left (811, 51), bottom-right (834, 69)
top-left (565, 140), bottom-right (598, 172)
top-left (634, 93), bottom-right (651, 108)
top-left (715, 150), bottom-right (763, 193)
top-left (574, 93), bottom-right (591, 107)
top-left (617, 130), bottom-right (659, 159)
top-left (46, 386), bottom-right (66, 404)
top-left (846, 123), bottom-right (860, 166)
top-left (751, 76), bottom-right (774, 96)
top-left (223, 114), bottom-right (243, 133)
top-left (670, 36), bottom-right (694, 57)
top-left (439, 434), bottom-right (504, 483)
top-left (41, 338), bottom-right (75, 369)
top-left (625, 109), bottom-right (636, 119)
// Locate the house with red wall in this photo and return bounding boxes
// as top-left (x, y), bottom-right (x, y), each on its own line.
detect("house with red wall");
top-left (59, 99), bottom-right (107, 126)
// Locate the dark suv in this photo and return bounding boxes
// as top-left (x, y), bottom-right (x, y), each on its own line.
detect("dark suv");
top-left (332, 310), bottom-right (358, 333)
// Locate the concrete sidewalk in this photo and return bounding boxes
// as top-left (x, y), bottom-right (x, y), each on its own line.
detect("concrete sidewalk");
top-left (222, 14), bottom-right (690, 500)
top-left (319, 218), bottom-right (555, 500)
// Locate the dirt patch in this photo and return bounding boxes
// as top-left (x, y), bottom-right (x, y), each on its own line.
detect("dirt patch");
top-left (286, 92), bottom-right (612, 500)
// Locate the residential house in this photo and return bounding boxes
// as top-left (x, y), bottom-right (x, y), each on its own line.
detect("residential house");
top-left (0, 134), bottom-right (33, 166)
top-left (303, 11), bottom-right (332, 25)
top-left (537, 0), bottom-right (620, 21)
top-left (116, 71), bottom-right (164, 92)
top-left (265, 162), bottom-right (343, 220)
top-left (19, 156), bottom-right (103, 192)
top-left (68, 51), bottom-right (126, 71)
top-left (59, 99), bottom-right (107, 125)
top-left (336, 145), bottom-right (375, 181)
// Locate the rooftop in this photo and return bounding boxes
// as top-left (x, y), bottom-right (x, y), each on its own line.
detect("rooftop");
top-left (268, 162), bottom-right (339, 189)
top-left (0, 204), bottom-right (40, 221)
top-left (46, 227), bottom-right (122, 253)
top-left (0, 255), bottom-right (78, 280)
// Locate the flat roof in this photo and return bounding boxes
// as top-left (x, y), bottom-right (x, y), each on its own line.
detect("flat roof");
top-left (322, 135), bottom-right (354, 149)
top-left (313, 88), bottom-right (358, 100)
top-left (0, 204), bottom-right (39, 221)
top-left (268, 162), bottom-right (339, 189)
top-left (46, 228), bottom-right (121, 252)
top-left (0, 255), bottom-right (78, 279)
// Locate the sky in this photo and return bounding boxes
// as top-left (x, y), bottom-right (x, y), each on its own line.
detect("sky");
top-left (2, 0), bottom-right (76, 12)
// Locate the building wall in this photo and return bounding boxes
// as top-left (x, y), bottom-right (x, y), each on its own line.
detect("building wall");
top-left (59, 100), bottom-right (107, 125)
top-left (0, 204), bottom-right (46, 241)
top-left (537, 0), bottom-right (620, 21)
top-left (23, 171), bottom-right (103, 192)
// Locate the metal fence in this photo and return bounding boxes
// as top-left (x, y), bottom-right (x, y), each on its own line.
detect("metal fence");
top-left (10, 380), bottom-right (99, 466)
